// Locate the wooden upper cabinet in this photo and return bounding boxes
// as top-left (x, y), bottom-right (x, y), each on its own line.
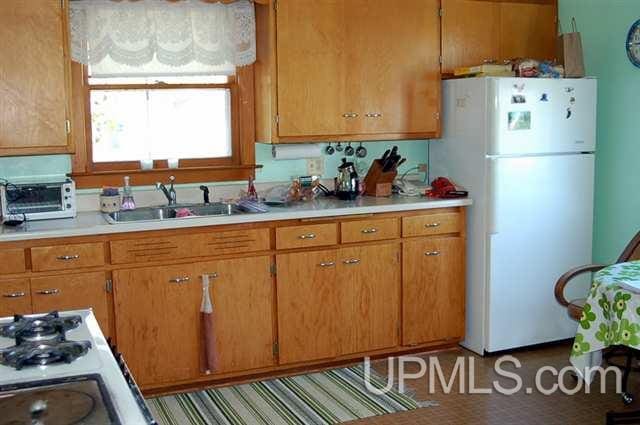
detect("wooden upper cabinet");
top-left (499, 2), bottom-right (557, 61)
top-left (255, 0), bottom-right (442, 142)
top-left (276, 0), bottom-right (349, 137)
top-left (0, 0), bottom-right (72, 156)
top-left (441, 0), bottom-right (501, 73)
top-left (351, 0), bottom-right (441, 135)
top-left (441, 0), bottom-right (557, 74)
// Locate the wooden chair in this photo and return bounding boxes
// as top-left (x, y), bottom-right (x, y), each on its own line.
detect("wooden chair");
top-left (554, 231), bottom-right (640, 409)
top-left (555, 231), bottom-right (640, 320)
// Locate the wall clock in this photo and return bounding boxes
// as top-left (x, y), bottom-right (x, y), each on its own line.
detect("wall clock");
top-left (627, 19), bottom-right (640, 68)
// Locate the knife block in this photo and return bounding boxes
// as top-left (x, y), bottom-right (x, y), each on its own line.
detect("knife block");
top-left (363, 160), bottom-right (397, 197)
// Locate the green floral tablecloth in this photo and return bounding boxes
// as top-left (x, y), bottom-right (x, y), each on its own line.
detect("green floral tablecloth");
top-left (570, 261), bottom-right (640, 378)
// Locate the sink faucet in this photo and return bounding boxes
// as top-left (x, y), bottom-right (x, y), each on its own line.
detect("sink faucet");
top-left (156, 176), bottom-right (177, 205)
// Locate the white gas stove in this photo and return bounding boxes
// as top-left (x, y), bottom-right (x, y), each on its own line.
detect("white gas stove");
top-left (0, 309), bottom-right (155, 424)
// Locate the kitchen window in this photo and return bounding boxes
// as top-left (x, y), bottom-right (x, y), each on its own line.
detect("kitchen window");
top-left (86, 72), bottom-right (240, 171)
top-left (67, 0), bottom-right (258, 188)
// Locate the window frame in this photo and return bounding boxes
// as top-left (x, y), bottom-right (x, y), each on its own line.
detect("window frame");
top-left (70, 63), bottom-right (258, 189)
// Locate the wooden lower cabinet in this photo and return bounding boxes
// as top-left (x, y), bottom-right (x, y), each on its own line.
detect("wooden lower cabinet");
top-left (277, 249), bottom-right (340, 364)
top-left (402, 237), bottom-right (465, 346)
top-left (30, 272), bottom-right (110, 336)
top-left (0, 278), bottom-right (32, 317)
top-left (277, 243), bottom-right (401, 364)
top-left (338, 244), bottom-right (400, 355)
top-left (114, 256), bottom-right (276, 386)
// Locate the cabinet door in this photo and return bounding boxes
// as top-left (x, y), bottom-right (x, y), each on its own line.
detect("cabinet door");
top-left (276, 0), bottom-right (349, 137)
top-left (403, 237), bottom-right (465, 345)
top-left (0, 0), bottom-right (71, 155)
top-left (338, 244), bottom-right (400, 355)
top-left (499, 2), bottom-right (557, 62)
top-left (194, 256), bottom-right (276, 374)
top-left (31, 272), bottom-right (110, 336)
top-left (114, 264), bottom-right (201, 386)
top-left (276, 250), bottom-right (340, 364)
top-left (350, 0), bottom-right (441, 135)
top-left (0, 278), bottom-right (32, 317)
top-left (441, 0), bottom-right (501, 73)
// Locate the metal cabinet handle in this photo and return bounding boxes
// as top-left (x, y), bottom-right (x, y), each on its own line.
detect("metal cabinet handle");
top-left (343, 258), bottom-right (361, 265)
top-left (365, 113), bottom-right (383, 118)
top-left (319, 262), bottom-right (335, 267)
top-left (3, 292), bottom-right (26, 298)
top-left (56, 254), bottom-right (80, 261)
top-left (169, 276), bottom-right (191, 284)
top-left (342, 112), bottom-right (359, 118)
top-left (361, 228), bottom-right (378, 234)
top-left (424, 223), bottom-right (441, 228)
top-left (204, 272), bottom-right (219, 279)
top-left (424, 251), bottom-right (441, 256)
top-left (36, 289), bottom-right (60, 295)
top-left (298, 233), bottom-right (316, 240)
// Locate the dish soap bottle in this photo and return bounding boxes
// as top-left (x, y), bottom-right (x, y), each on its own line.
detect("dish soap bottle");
top-left (121, 176), bottom-right (136, 211)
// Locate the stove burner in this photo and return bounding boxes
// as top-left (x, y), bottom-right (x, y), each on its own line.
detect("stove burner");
top-left (0, 338), bottom-right (92, 370)
top-left (0, 311), bottom-right (82, 340)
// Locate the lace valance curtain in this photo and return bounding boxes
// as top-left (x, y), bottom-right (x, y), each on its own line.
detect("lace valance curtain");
top-left (69, 0), bottom-right (256, 77)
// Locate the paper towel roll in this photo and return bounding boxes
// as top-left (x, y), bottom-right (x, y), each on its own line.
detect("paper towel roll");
top-left (272, 144), bottom-right (323, 160)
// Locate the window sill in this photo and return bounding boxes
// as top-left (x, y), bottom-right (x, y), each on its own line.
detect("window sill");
top-left (70, 164), bottom-right (262, 189)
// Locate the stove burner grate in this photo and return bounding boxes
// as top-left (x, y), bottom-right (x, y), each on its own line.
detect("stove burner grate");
top-left (0, 338), bottom-right (92, 370)
top-left (0, 311), bottom-right (82, 340)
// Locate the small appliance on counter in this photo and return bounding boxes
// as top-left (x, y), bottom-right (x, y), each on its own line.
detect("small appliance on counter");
top-left (0, 178), bottom-right (76, 222)
top-left (0, 310), bottom-right (155, 424)
top-left (335, 158), bottom-right (360, 200)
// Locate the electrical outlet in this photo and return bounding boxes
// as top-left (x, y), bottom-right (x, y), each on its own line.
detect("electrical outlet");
top-left (306, 158), bottom-right (325, 176)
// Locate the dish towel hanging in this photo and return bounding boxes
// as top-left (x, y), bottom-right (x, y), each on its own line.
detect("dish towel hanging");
top-left (200, 274), bottom-right (218, 375)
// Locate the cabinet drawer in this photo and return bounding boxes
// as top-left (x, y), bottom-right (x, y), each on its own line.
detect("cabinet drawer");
top-left (0, 249), bottom-right (26, 274)
top-left (276, 223), bottom-right (338, 250)
top-left (402, 212), bottom-right (462, 237)
top-left (31, 243), bottom-right (105, 272)
top-left (341, 218), bottom-right (399, 243)
top-left (0, 278), bottom-right (31, 317)
top-left (111, 229), bottom-right (271, 265)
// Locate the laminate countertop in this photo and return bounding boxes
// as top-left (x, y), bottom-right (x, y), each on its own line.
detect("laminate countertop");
top-left (0, 196), bottom-right (472, 242)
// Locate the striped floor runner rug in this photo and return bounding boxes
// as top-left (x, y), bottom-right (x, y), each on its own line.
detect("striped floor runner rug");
top-left (147, 366), bottom-right (424, 425)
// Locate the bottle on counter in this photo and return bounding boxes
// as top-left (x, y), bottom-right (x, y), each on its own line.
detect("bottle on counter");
top-left (121, 176), bottom-right (136, 211)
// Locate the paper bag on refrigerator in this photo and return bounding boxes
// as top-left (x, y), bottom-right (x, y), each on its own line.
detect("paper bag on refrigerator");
top-left (557, 18), bottom-right (586, 78)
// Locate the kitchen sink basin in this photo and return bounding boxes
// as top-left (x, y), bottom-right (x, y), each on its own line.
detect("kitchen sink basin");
top-left (103, 203), bottom-right (244, 224)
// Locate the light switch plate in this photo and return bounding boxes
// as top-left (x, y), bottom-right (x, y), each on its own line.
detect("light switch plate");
top-left (306, 158), bottom-right (325, 176)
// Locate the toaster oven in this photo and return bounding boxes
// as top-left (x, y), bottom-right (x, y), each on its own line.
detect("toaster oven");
top-left (1, 179), bottom-right (77, 221)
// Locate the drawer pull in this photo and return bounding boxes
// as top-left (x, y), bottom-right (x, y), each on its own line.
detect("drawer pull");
top-left (424, 223), bottom-right (441, 228)
top-left (36, 289), bottom-right (60, 295)
top-left (319, 262), bottom-right (335, 268)
top-left (298, 233), bottom-right (317, 240)
top-left (343, 258), bottom-right (361, 265)
top-left (361, 228), bottom-right (378, 234)
top-left (365, 113), bottom-right (383, 118)
top-left (342, 112), bottom-right (359, 118)
top-left (56, 254), bottom-right (80, 261)
top-left (169, 276), bottom-right (191, 284)
top-left (424, 251), bottom-right (441, 257)
top-left (204, 272), bottom-right (219, 279)
top-left (3, 292), bottom-right (26, 298)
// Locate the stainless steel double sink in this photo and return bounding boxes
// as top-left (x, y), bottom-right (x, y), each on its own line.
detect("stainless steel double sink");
top-left (103, 202), bottom-right (247, 224)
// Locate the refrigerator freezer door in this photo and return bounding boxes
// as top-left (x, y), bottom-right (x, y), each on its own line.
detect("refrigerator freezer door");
top-left (486, 153), bottom-right (594, 352)
top-left (488, 78), bottom-right (597, 156)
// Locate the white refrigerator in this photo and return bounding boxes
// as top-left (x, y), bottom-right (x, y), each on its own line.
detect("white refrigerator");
top-left (430, 77), bottom-right (597, 354)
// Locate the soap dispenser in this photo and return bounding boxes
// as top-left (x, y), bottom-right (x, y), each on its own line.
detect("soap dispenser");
top-left (121, 176), bottom-right (136, 211)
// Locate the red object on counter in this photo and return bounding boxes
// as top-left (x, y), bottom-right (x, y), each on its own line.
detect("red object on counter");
top-left (426, 177), bottom-right (469, 199)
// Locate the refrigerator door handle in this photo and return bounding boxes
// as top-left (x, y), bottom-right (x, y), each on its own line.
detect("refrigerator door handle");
top-left (487, 158), bottom-right (499, 235)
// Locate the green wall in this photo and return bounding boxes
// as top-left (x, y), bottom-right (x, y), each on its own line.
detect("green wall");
top-left (559, 0), bottom-right (640, 263)
top-left (0, 141), bottom-right (428, 184)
